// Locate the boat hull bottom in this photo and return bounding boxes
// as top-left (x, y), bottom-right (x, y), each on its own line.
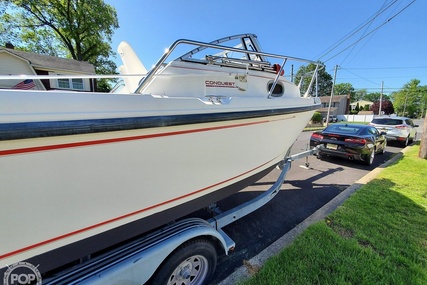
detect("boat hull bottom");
top-left (1, 164), bottom-right (276, 277)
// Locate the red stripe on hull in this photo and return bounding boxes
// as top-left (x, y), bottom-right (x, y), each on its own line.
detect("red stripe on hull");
top-left (0, 119), bottom-right (268, 156)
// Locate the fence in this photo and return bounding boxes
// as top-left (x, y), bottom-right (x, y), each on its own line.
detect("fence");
top-left (339, 114), bottom-right (374, 123)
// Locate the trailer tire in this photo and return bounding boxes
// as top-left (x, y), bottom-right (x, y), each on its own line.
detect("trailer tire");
top-left (149, 238), bottom-right (217, 285)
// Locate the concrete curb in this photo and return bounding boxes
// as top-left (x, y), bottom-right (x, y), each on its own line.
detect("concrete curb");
top-left (217, 145), bottom-right (412, 285)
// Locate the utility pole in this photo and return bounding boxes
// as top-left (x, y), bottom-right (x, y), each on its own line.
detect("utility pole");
top-left (403, 91), bottom-right (408, 116)
top-left (290, 64), bottom-right (294, 83)
top-left (379, 81), bottom-right (383, 115)
top-left (326, 65), bottom-right (338, 126)
top-left (315, 70), bottom-right (318, 97)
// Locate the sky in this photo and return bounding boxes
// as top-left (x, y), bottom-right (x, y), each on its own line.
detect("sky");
top-left (104, 0), bottom-right (427, 95)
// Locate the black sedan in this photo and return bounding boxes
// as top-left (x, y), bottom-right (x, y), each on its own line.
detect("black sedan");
top-left (310, 123), bottom-right (387, 166)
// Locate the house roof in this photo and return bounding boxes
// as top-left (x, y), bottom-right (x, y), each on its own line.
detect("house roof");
top-left (0, 47), bottom-right (95, 74)
top-left (319, 94), bottom-right (349, 103)
top-left (317, 107), bottom-right (338, 113)
top-left (350, 100), bottom-right (373, 106)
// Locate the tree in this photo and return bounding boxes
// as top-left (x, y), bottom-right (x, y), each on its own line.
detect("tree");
top-left (364, 92), bottom-right (389, 102)
top-left (418, 85), bottom-right (427, 118)
top-left (294, 62), bottom-right (333, 97)
top-left (354, 89), bottom-right (367, 102)
top-left (391, 79), bottom-right (427, 118)
top-left (0, 0), bottom-right (119, 91)
top-left (334, 82), bottom-right (355, 100)
top-left (419, 114), bottom-right (427, 159)
top-left (370, 99), bottom-right (394, 115)
top-left (355, 102), bottom-right (360, 112)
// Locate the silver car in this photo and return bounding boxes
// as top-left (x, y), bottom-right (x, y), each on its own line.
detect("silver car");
top-left (369, 116), bottom-right (418, 147)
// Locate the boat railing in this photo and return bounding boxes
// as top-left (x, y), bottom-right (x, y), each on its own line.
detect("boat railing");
top-left (134, 37), bottom-right (323, 98)
top-left (205, 55), bottom-right (273, 72)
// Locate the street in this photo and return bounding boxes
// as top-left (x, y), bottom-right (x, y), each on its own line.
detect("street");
top-left (210, 119), bottom-right (424, 284)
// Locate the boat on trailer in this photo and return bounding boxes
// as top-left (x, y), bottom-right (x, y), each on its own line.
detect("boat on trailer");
top-left (0, 34), bottom-right (321, 275)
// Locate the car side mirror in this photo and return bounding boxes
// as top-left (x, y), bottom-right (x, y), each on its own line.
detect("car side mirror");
top-left (414, 124), bottom-right (419, 127)
top-left (380, 131), bottom-right (387, 135)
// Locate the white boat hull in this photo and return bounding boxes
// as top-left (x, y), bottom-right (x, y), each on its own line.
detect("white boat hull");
top-left (0, 91), bottom-right (317, 270)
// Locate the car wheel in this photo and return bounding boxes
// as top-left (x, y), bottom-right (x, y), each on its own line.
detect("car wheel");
top-left (401, 136), bottom-right (409, 147)
top-left (363, 148), bottom-right (375, 166)
top-left (379, 140), bottom-right (386, 155)
top-left (410, 133), bottom-right (417, 143)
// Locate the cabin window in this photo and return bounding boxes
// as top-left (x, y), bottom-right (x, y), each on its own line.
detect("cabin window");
top-left (267, 82), bottom-right (284, 97)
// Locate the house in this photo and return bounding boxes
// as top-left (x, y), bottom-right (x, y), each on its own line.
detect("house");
top-left (0, 44), bottom-right (96, 91)
top-left (349, 100), bottom-right (373, 111)
top-left (317, 94), bottom-right (350, 118)
top-left (357, 110), bottom-right (374, 115)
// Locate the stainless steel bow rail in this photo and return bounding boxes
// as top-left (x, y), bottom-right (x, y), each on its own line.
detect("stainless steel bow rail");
top-left (42, 145), bottom-right (322, 285)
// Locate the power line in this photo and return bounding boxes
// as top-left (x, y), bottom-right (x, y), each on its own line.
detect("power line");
top-left (337, 65), bottom-right (426, 90)
top-left (340, 75), bottom-right (427, 80)
top-left (316, 0), bottom-right (400, 61)
top-left (354, 87), bottom-right (405, 90)
top-left (339, 0), bottom-right (392, 65)
top-left (343, 66), bottom-right (427, 70)
top-left (321, 0), bottom-right (417, 63)
top-left (340, 67), bottom-right (380, 85)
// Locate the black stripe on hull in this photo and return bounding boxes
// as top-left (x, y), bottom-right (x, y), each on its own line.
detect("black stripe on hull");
top-left (0, 104), bottom-right (319, 140)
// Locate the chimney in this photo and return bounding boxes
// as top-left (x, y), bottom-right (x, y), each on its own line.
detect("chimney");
top-left (5, 42), bottom-right (14, 49)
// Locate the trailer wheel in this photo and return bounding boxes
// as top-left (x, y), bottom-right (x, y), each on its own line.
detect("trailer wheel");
top-left (150, 239), bottom-right (217, 285)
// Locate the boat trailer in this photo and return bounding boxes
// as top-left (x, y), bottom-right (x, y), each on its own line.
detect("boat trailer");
top-left (42, 146), bottom-right (322, 285)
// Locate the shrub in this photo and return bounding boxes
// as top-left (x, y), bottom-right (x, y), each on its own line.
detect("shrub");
top-left (311, 112), bottom-right (323, 123)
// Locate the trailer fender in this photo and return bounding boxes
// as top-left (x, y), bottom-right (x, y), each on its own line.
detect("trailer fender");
top-left (72, 218), bottom-right (233, 285)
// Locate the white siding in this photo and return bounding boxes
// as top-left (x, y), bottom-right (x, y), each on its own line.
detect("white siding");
top-left (0, 52), bottom-right (36, 88)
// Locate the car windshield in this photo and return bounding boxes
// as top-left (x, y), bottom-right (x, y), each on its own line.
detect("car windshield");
top-left (371, 118), bottom-right (403, 125)
top-left (324, 125), bottom-right (363, 135)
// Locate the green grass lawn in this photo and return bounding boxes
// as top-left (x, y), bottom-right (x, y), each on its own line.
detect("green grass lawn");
top-left (241, 144), bottom-right (427, 285)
